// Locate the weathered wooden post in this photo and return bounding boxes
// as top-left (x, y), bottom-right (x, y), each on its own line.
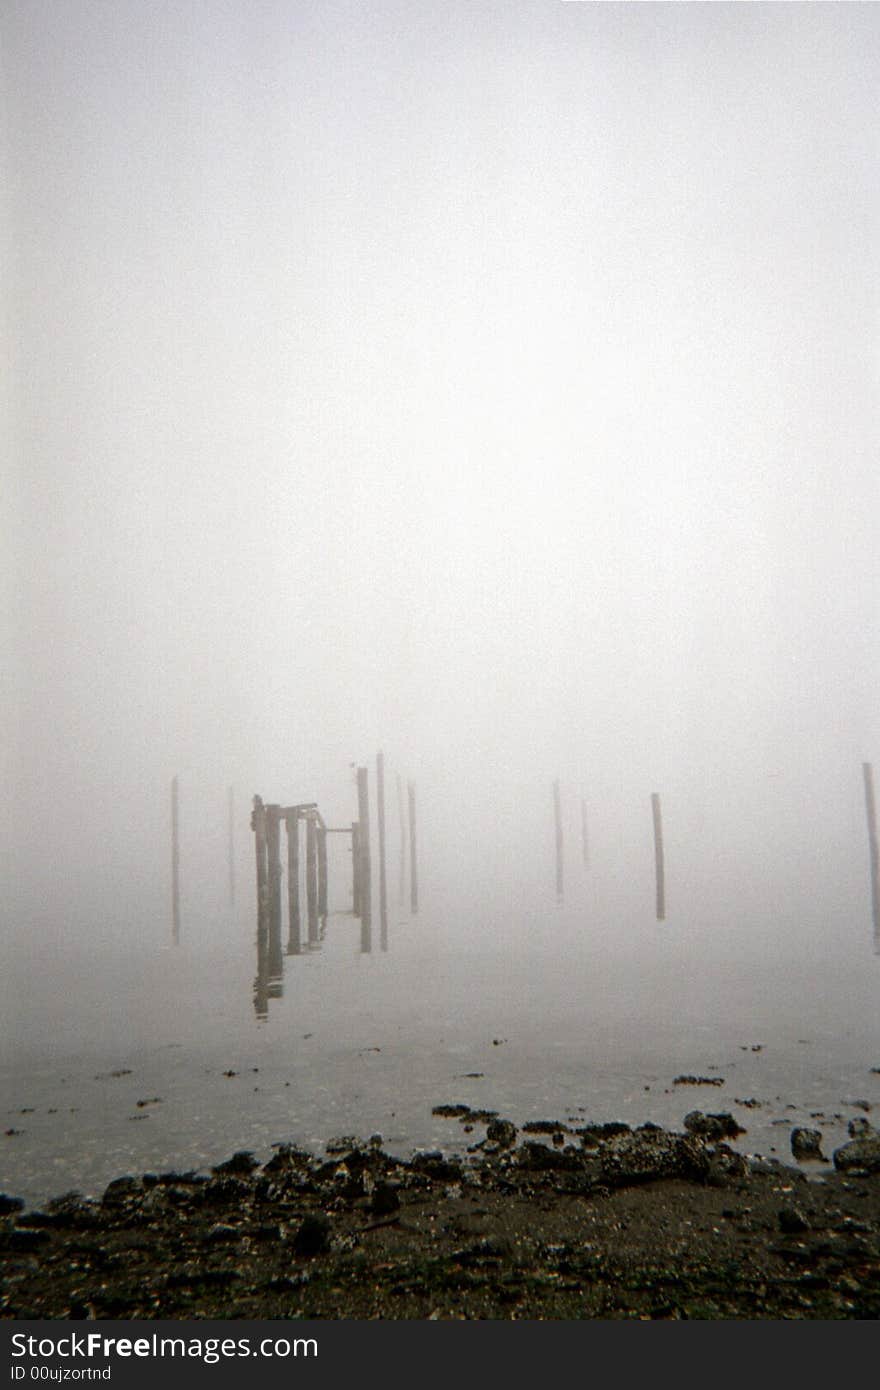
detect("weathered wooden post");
top-left (357, 766), bottom-right (372, 929)
top-left (228, 785), bottom-right (235, 907)
top-left (317, 814), bottom-right (328, 920)
top-left (377, 751), bottom-right (388, 950)
top-left (581, 797), bottom-right (589, 869)
top-left (252, 795), bottom-right (268, 933)
top-left (267, 849), bottom-right (284, 986)
top-left (351, 822), bottom-right (361, 914)
top-left (285, 809), bottom-right (301, 954)
top-left (863, 762), bottom-right (880, 951)
top-left (266, 805), bottom-right (283, 947)
top-left (553, 779), bottom-right (563, 901)
top-left (171, 776), bottom-right (181, 945)
top-left (306, 810), bottom-right (319, 946)
top-left (651, 792), bottom-right (666, 921)
top-left (253, 914), bottom-right (268, 1021)
top-left (408, 779), bottom-right (418, 915)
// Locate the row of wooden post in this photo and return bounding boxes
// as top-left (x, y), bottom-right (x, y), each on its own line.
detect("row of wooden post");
top-left (556, 768), bottom-right (880, 932)
top-left (252, 797), bottom-right (327, 957)
top-left (352, 757), bottom-right (419, 951)
top-left (175, 765), bottom-right (880, 948)
top-left (554, 784), bottom-right (667, 923)
top-left (246, 755), bottom-right (419, 967)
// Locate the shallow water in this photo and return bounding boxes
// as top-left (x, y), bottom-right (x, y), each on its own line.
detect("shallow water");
top-left (2, 886), bottom-right (878, 1208)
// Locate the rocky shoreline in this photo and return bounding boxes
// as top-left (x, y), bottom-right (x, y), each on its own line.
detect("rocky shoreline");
top-left (2, 1113), bottom-right (879, 1320)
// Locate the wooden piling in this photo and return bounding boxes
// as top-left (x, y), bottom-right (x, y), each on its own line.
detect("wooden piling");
top-left (267, 826), bottom-right (284, 987)
top-left (252, 794), bottom-right (268, 935)
top-left (553, 779), bottom-right (563, 901)
top-left (408, 780), bottom-right (418, 915)
top-left (317, 815), bottom-right (328, 919)
top-left (581, 797), bottom-right (589, 868)
top-left (352, 821), bottom-right (361, 915)
top-left (651, 792), bottom-right (666, 922)
top-left (266, 805), bottom-right (283, 946)
top-left (377, 751), bottom-right (388, 950)
top-left (285, 810), bottom-right (301, 954)
top-left (863, 762), bottom-right (880, 951)
top-left (306, 811), bottom-right (319, 946)
top-left (357, 767), bottom-right (372, 928)
top-left (171, 776), bottom-right (180, 945)
top-left (253, 912), bottom-right (268, 1021)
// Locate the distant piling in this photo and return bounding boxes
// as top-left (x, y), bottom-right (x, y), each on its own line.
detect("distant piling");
top-left (352, 821), bottom-right (361, 915)
top-left (357, 767), bottom-right (372, 930)
top-left (317, 817), bottom-right (328, 919)
top-left (377, 751), bottom-right (388, 951)
top-left (408, 780), bottom-right (418, 915)
top-left (252, 794), bottom-right (268, 935)
top-left (171, 776), bottom-right (181, 944)
top-left (285, 810), bottom-right (301, 954)
top-left (266, 805), bottom-right (282, 946)
top-left (553, 779), bottom-right (564, 901)
top-left (253, 914), bottom-right (268, 1021)
top-left (863, 762), bottom-right (880, 951)
top-left (581, 797), bottom-right (589, 869)
top-left (306, 811), bottom-right (319, 946)
top-left (651, 792), bottom-right (666, 922)
top-left (267, 809), bottom-right (283, 986)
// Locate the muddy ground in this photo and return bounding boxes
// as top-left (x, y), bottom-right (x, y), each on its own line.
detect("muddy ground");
top-left (2, 1117), bottom-right (879, 1320)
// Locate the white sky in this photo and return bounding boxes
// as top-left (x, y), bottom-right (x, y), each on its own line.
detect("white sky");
top-left (2, 2), bottom-right (879, 938)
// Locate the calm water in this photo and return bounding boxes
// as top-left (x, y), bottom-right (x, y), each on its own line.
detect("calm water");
top-left (2, 886), bottom-right (879, 1208)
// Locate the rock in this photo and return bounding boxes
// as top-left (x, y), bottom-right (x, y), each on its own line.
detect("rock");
top-left (704, 1144), bottom-right (749, 1186)
top-left (325, 1136), bottom-right (360, 1155)
top-left (411, 1153), bottom-right (464, 1182)
top-left (101, 1176), bottom-right (142, 1207)
top-left (370, 1182), bottom-right (400, 1216)
top-left (576, 1122), bottom-right (631, 1147)
top-left (485, 1119), bottom-right (517, 1149)
top-left (833, 1134), bottom-right (880, 1175)
top-left (848, 1118), bottom-right (875, 1140)
top-left (206, 1223), bottom-right (239, 1243)
top-left (599, 1129), bottom-right (711, 1187)
top-left (0, 1194), bottom-right (24, 1216)
top-left (790, 1128), bottom-right (827, 1161)
top-left (203, 1175), bottom-right (253, 1206)
top-left (1, 1228), bottom-right (49, 1252)
top-left (747, 1155), bottom-right (806, 1181)
top-left (262, 1145), bottom-right (314, 1176)
top-left (212, 1151), bottom-right (259, 1176)
top-left (516, 1141), bottom-right (586, 1172)
top-left (778, 1206), bottom-right (810, 1235)
top-left (683, 1112), bottom-right (745, 1141)
top-left (292, 1214), bottom-right (331, 1256)
top-left (454, 1236), bottom-right (512, 1265)
top-left (674, 1075), bottom-right (725, 1087)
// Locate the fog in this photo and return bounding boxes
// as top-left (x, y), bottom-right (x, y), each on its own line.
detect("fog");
top-left (3, 2), bottom-right (879, 956)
